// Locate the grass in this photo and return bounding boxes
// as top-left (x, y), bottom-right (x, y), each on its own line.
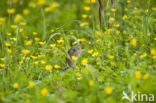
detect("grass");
top-left (0, 0), bottom-right (156, 103)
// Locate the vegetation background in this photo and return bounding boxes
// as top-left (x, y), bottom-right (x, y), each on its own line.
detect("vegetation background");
top-left (0, 0), bottom-right (156, 103)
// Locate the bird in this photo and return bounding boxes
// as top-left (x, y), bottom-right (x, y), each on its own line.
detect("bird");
top-left (63, 44), bottom-right (84, 71)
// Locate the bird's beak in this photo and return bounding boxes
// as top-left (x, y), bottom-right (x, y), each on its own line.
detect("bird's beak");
top-left (77, 49), bottom-right (85, 54)
top-left (75, 44), bottom-right (81, 50)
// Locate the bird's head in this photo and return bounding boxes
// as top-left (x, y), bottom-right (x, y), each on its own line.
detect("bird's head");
top-left (68, 44), bottom-right (84, 57)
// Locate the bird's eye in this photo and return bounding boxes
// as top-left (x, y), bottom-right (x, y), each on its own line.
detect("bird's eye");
top-left (73, 49), bottom-right (75, 52)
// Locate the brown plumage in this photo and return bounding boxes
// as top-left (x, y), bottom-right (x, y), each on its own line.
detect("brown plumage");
top-left (63, 44), bottom-right (84, 71)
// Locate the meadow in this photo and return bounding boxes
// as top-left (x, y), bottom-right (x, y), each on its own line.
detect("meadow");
top-left (0, 0), bottom-right (156, 103)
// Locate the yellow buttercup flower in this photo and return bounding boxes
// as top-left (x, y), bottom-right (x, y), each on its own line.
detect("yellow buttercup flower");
top-left (88, 49), bottom-right (93, 54)
top-left (76, 73), bottom-right (81, 77)
top-left (91, 0), bottom-right (96, 3)
top-left (10, 25), bottom-right (17, 29)
top-left (45, 65), bottom-right (52, 71)
top-left (122, 15), bottom-right (128, 19)
top-left (38, 55), bottom-right (45, 58)
top-left (147, 33), bottom-right (151, 36)
top-left (143, 73), bottom-right (149, 80)
top-left (57, 39), bottom-right (64, 44)
top-left (0, 17), bottom-right (6, 22)
top-left (150, 49), bottom-right (156, 56)
top-left (105, 86), bottom-right (112, 94)
top-left (50, 44), bottom-right (56, 48)
top-left (108, 55), bottom-right (114, 59)
top-left (22, 49), bottom-right (30, 55)
top-left (25, 99), bottom-right (30, 103)
top-left (25, 40), bottom-right (32, 46)
top-left (127, 0), bottom-right (131, 3)
top-left (44, 6), bottom-right (53, 12)
top-left (0, 64), bottom-right (5, 68)
top-left (19, 28), bottom-right (23, 33)
top-left (26, 57), bottom-right (30, 61)
top-left (93, 52), bottom-right (99, 56)
top-left (1, 58), bottom-right (4, 61)
top-left (89, 80), bottom-right (94, 86)
top-left (39, 42), bottom-right (45, 45)
top-left (29, 1), bottom-right (37, 8)
top-left (140, 53), bottom-right (147, 58)
top-left (85, 0), bottom-right (96, 4)
top-left (80, 22), bottom-right (89, 27)
top-left (134, 70), bottom-right (141, 79)
top-left (23, 9), bottom-right (29, 15)
top-left (116, 30), bottom-right (120, 35)
top-left (9, 37), bottom-right (14, 41)
top-left (37, 0), bottom-right (46, 6)
top-left (0, 96), bottom-right (5, 102)
top-left (41, 88), bottom-right (48, 96)
top-left (115, 24), bottom-right (120, 28)
top-left (34, 37), bottom-right (40, 41)
top-left (51, 2), bottom-right (59, 8)
top-left (34, 61), bottom-right (39, 65)
top-left (81, 59), bottom-right (88, 64)
top-left (31, 56), bottom-right (38, 59)
top-left (131, 38), bottom-right (137, 47)
top-left (20, 22), bottom-right (26, 26)
top-left (29, 81), bottom-right (35, 88)
top-left (0, 69), bottom-right (5, 72)
top-left (153, 56), bottom-right (156, 59)
top-left (108, 28), bottom-right (112, 32)
top-left (7, 32), bottom-right (12, 36)
top-left (54, 65), bottom-right (60, 69)
top-left (7, 8), bottom-right (15, 14)
top-left (40, 60), bottom-right (46, 64)
top-left (96, 39), bottom-right (100, 43)
top-left (109, 17), bottom-right (114, 22)
top-left (85, 0), bottom-right (90, 4)
top-left (33, 32), bottom-right (38, 36)
top-left (81, 14), bottom-right (88, 19)
top-left (108, 28), bottom-right (112, 34)
top-left (78, 38), bottom-right (86, 43)
top-left (84, 6), bottom-right (91, 11)
top-left (5, 42), bottom-right (11, 47)
top-left (14, 14), bottom-right (21, 23)
top-left (152, 7), bottom-right (156, 11)
top-left (111, 8), bottom-right (116, 12)
top-left (144, 9), bottom-right (148, 14)
top-left (7, 49), bottom-right (12, 53)
top-left (12, 0), bottom-right (19, 4)
top-left (13, 82), bottom-right (19, 89)
top-left (19, 61), bottom-right (23, 64)
top-left (72, 56), bottom-right (78, 61)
